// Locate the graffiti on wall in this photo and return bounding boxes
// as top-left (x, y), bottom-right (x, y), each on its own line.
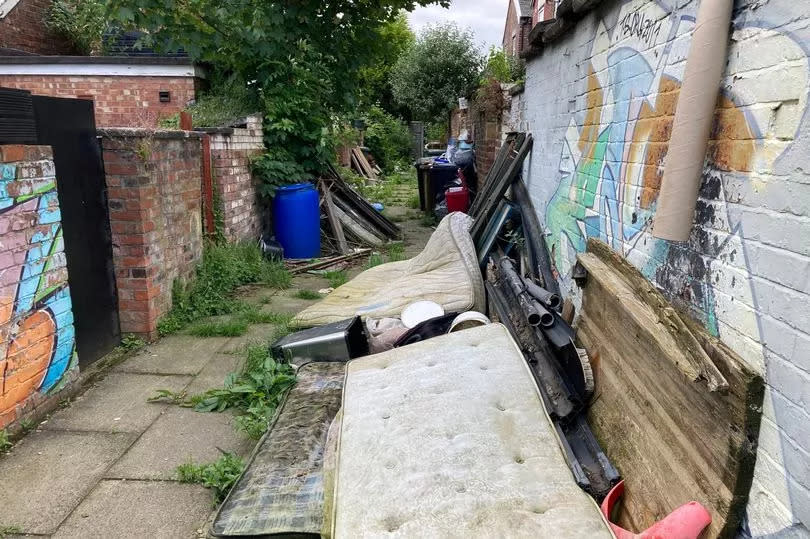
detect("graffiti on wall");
top-left (545, 0), bottom-right (808, 336)
top-left (0, 160), bottom-right (76, 427)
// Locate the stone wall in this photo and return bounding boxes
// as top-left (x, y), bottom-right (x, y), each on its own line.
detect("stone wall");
top-left (0, 145), bottom-right (77, 429)
top-left (521, 0), bottom-right (810, 534)
top-left (206, 115), bottom-right (264, 243)
top-left (0, 74), bottom-right (199, 128)
top-left (100, 130), bottom-right (203, 340)
top-left (0, 0), bottom-right (73, 55)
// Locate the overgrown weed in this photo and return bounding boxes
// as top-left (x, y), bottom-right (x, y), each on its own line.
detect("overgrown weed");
top-left (177, 452), bottom-right (245, 504)
top-left (150, 342), bottom-right (296, 440)
top-left (158, 243), bottom-right (290, 336)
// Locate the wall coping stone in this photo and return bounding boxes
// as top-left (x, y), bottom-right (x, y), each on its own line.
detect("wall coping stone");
top-left (99, 128), bottom-right (203, 140)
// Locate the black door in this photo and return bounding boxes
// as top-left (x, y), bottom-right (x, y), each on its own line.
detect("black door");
top-left (32, 96), bottom-right (120, 366)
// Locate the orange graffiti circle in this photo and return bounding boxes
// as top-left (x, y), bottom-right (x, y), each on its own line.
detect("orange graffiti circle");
top-left (0, 310), bottom-right (56, 418)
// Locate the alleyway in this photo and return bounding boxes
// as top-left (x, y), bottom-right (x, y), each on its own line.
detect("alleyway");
top-left (0, 191), bottom-right (432, 538)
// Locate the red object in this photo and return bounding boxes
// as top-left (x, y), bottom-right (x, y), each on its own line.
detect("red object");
top-left (445, 168), bottom-right (470, 213)
top-left (200, 134), bottom-right (216, 236)
top-left (600, 481), bottom-right (712, 539)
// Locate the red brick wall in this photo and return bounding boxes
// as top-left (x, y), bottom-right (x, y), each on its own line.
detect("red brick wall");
top-left (101, 130), bottom-right (203, 339)
top-left (208, 115), bottom-right (264, 243)
top-left (0, 145), bottom-right (79, 429)
top-left (0, 75), bottom-right (199, 128)
top-left (0, 0), bottom-right (74, 55)
top-left (503, 0), bottom-right (520, 55)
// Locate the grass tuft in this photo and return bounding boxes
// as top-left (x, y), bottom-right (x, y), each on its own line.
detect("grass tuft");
top-left (294, 289), bottom-right (322, 300)
top-left (325, 270), bottom-right (348, 289)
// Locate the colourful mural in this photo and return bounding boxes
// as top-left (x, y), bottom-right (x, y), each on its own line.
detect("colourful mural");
top-left (0, 158), bottom-right (76, 427)
top-left (544, 0), bottom-right (808, 334)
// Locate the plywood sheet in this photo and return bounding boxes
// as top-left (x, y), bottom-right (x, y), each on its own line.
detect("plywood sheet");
top-left (577, 240), bottom-right (763, 538)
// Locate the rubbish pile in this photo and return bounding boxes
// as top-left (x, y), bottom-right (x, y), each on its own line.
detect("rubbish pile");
top-left (218, 131), bottom-right (726, 538)
top-left (415, 133), bottom-right (478, 218)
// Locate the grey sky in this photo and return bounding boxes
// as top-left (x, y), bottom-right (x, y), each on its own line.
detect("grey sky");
top-left (407, 0), bottom-right (511, 52)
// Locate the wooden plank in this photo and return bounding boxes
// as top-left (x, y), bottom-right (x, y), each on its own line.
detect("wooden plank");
top-left (321, 181), bottom-right (349, 255)
top-left (576, 240), bottom-right (763, 538)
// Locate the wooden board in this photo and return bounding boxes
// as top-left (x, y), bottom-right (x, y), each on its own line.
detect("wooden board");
top-left (576, 239), bottom-right (763, 538)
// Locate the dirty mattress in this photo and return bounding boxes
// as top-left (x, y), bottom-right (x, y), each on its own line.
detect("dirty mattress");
top-left (327, 323), bottom-right (612, 538)
top-left (293, 212), bottom-right (485, 327)
top-left (212, 362), bottom-right (345, 537)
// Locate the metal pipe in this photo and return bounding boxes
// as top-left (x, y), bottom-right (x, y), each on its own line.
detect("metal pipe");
top-left (523, 279), bottom-right (563, 312)
top-left (652, 0), bottom-right (734, 241)
top-left (499, 257), bottom-right (555, 328)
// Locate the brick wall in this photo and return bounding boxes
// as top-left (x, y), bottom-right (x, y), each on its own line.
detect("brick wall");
top-left (0, 145), bottom-right (78, 430)
top-left (0, 75), bottom-right (199, 128)
top-left (100, 130), bottom-right (203, 340)
top-left (0, 0), bottom-right (73, 55)
top-left (206, 115), bottom-right (264, 242)
top-left (522, 0), bottom-right (810, 534)
top-left (471, 82), bottom-right (514, 180)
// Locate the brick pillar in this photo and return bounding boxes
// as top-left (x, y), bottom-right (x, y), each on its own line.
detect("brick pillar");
top-left (101, 129), bottom-right (204, 340)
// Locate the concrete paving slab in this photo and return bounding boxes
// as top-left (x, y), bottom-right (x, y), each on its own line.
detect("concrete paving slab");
top-left (106, 407), bottom-right (254, 480)
top-left (0, 430), bottom-right (135, 535)
top-left (52, 480), bottom-right (212, 539)
top-left (182, 353), bottom-right (246, 400)
top-left (42, 373), bottom-right (191, 433)
top-left (115, 335), bottom-right (230, 375)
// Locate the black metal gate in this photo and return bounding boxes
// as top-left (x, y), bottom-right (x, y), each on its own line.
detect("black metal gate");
top-left (31, 96), bottom-right (120, 366)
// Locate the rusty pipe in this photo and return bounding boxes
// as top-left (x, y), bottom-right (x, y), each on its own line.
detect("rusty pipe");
top-left (499, 257), bottom-right (555, 328)
top-left (523, 279), bottom-right (563, 312)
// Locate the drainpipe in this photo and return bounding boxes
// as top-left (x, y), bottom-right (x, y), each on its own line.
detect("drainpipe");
top-left (652, 0), bottom-right (734, 241)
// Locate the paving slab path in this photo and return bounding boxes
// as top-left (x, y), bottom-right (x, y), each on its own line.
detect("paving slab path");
top-left (0, 196), bottom-right (433, 538)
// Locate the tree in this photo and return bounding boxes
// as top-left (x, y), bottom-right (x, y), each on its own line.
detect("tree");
top-left (390, 23), bottom-right (484, 122)
top-left (108, 1), bottom-right (446, 191)
top-left (357, 13), bottom-right (415, 115)
top-left (480, 46), bottom-right (525, 84)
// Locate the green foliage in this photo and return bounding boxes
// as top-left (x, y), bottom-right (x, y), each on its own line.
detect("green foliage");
top-left (118, 334), bottom-right (145, 352)
top-left (46, 0), bottom-right (106, 55)
top-left (158, 243), bottom-right (290, 336)
top-left (365, 242), bottom-right (407, 269)
top-left (159, 77), bottom-right (260, 129)
top-left (0, 430), bottom-right (11, 453)
top-left (391, 23), bottom-right (484, 122)
top-left (188, 319), bottom-right (249, 337)
top-left (151, 342), bottom-right (296, 439)
top-left (407, 193), bottom-right (421, 209)
top-left (363, 105), bottom-right (412, 172)
top-left (325, 271), bottom-right (349, 289)
top-left (177, 453), bottom-right (244, 504)
top-left (0, 525), bottom-right (22, 538)
top-left (425, 121), bottom-right (448, 143)
top-left (187, 305), bottom-right (285, 337)
top-left (193, 346), bottom-right (296, 439)
top-left (109, 0), bottom-right (445, 194)
top-left (295, 290), bottom-right (322, 300)
top-left (481, 47), bottom-right (526, 84)
top-left (357, 13), bottom-right (416, 114)
top-left (18, 419), bottom-right (35, 434)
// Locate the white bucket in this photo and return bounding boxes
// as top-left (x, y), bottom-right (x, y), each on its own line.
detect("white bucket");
top-left (448, 311), bottom-right (491, 333)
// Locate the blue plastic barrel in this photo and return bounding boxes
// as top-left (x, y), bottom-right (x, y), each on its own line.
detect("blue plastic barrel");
top-left (273, 183), bottom-right (320, 259)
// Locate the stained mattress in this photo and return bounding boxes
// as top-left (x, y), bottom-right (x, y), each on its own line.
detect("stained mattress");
top-left (327, 323), bottom-right (612, 538)
top-left (212, 362), bottom-right (345, 537)
top-left (293, 212), bottom-right (485, 327)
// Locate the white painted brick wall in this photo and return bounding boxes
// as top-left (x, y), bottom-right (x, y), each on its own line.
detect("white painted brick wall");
top-left (520, 0), bottom-right (810, 535)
